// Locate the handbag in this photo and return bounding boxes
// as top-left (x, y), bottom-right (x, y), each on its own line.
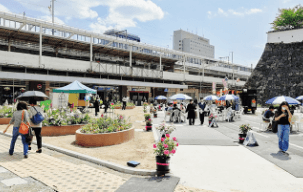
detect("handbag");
top-left (25, 127), bottom-right (34, 143)
top-left (272, 120), bottom-right (278, 133)
top-left (30, 106), bottom-right (44, 125)
top-left (19, 110), bottom-right (30, 135)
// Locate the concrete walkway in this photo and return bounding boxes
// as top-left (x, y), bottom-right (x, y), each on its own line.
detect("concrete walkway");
top-left (153, 110), bottom-right (303, 192)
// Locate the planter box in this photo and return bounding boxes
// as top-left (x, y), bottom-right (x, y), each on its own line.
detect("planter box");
top-left (41, 125), bottom-right (83, 136)
top-left (114, 106), bottom-right (135, 109)
top-left (0, 118), bottom-right (12, 124)
top-left (75, 127), bottom-right (134, 147)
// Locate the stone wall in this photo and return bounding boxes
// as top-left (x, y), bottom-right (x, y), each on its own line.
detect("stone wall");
top-left (244, 42), bottom-right (303, 105)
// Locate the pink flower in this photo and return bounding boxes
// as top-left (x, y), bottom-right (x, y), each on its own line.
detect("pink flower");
top-left (148, 118), bottom-right (151, 121)
top-left (161, 138), bottom-right (165, 142)
top-left (164, 150), bottom-right (169, 155)
top-left (166, 134), bottom-right (170, 138)
top-left (153, 144), bottom-right (157, 148)
top-left (163, 144), bottom-right (168, 148)
top-left (171, 149), bottom-right (176, 154)
top-left (101, 114), bottom-right (104, 118)
top-left (176, 143), bottom-right (179, 146)
top-left (173, 137), bottom-right (177, 141)
top-left (111, 103), bottom-right (114, 105)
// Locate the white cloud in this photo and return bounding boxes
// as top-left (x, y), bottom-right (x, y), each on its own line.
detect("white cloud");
top-left (0, 3), bottom-right (10, 13)
top-left (208, 7), bottom-right (262, 18)
top-left (40, 15), bottom-right (65, 25)
top-left (14, 0), bottom-right (164, 33)
top-left (89, 0), bottom-right (165, 33)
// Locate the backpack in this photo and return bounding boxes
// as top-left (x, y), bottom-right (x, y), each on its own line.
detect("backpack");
top-left (30, 106), bottom-right (44, 125)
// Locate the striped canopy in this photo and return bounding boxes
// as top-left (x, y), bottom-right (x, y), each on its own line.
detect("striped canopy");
top-left (53, 80), bottom-right (96, 94)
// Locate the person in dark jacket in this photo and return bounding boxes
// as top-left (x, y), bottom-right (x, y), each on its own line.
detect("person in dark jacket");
top-left (274, 101), bottom-right (292, 156)
top-left (198, 98), bottom-right (206, 125)
top-left (186, 100), bottom-right (196, 125)
top-left (94, 99), bottom-right (100, 116)
top-left (104, 98), bottom-right (109, 113)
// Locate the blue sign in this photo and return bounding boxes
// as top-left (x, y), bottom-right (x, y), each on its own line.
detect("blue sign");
top-left (132, 88), bottom-right (136, 91)
top-left (164, 88), bottom-right (168, 92)
top-left (98, 87), bottom-right (104, 91)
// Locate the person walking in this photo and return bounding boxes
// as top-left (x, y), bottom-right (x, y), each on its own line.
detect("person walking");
top-left (274, 101), bottom-right (292, 155)
top-left (94, 99), bottom-right (100, 116)
top-left (3, 101), bottom-right (30, 158)
top-left (122, 96), bottom-right (127, 110)
top-left (104, 98), bottom-right (109, 113)
top-left (198, 98), bottom-right (206, 125)
top-left (28, 98), bottom-right (44, 153)
top-left (186, 100), bottom-right (196, 125)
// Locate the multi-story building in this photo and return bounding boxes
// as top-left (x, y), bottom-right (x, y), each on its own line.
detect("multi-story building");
top-left (173, 29), bottom-right (215, 58)
top-left (0, 11), bottom-right (252, 106)
top-left (104, 29), bottom-right (140, 42)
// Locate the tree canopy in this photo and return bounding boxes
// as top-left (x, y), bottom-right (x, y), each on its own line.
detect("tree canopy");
top-left (271, 5), bottom-right (303, 30)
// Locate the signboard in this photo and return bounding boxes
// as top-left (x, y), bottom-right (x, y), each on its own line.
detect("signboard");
top-left (212, 82), bottom-right (216, 94)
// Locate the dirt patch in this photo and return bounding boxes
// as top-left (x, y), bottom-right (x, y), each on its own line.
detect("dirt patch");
top-left (0, 106), bottom-right (156, 170)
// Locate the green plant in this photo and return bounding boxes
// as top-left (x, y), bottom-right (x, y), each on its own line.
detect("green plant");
top-left (144, 113), bottom-right (151, 120)
top-left (80, 114), bottom-right (132, 134)
top-left (0, 106), bottom-right (13, 118)
top-left (239, 124), bottom-right (252, 134)
top-left (271, 5), bottom-right (303, 30)
top-left (153, 135), bottom-right (178, 157)
top-left (156, 122), bottom-right (176, 134)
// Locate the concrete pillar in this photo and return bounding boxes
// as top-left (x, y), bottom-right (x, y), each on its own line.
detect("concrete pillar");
top-left (129, 45), bottom-right (132, 76)
top-left (39, 24), bottom-right (42, 67)
top-left (8, 39), bottom-right (11, 52)
top-left (90, 36), bottom-right (93, 71)
top-left (160, 54), bottom-right (162, 71)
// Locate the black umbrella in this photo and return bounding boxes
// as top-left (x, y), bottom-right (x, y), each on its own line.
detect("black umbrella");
top-left (16, 91), bottom-right (49, 101)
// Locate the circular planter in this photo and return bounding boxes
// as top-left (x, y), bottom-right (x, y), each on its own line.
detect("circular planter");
top-left (75, 127), bottom-right (134, 147)
top-left (0, 118), bottom-right (12, 125)
top-left (114, 106), bottom-right (135, 109)
top-left (41, 125), bottom-right (83, 136)
top-left (156, 156), bottom-right (170, 177)
top-left (238, 133), bottom-right (247, 144)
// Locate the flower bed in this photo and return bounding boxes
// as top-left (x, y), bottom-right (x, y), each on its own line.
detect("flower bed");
top-left (76, 114), bottom-right (133, 147)
top-left (75, 127), bottom-right (134, 147)
top-left (0, 106), bottom-right (13, 124)
top-left (41, 125), bottom-right (83, 136)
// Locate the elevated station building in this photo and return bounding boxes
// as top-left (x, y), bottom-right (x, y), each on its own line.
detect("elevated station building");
top-left (0, 11), bottom-right (252, 105)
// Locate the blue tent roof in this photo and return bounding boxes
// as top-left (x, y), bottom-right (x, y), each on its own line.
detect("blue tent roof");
top-left (53, 80), bottom-right (97, 94)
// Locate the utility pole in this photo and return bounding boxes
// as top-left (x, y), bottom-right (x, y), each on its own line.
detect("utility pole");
top-left (51, 0), bottom-right (55, 35)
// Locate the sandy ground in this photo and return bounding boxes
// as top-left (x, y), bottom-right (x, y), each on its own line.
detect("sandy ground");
top-left (0, 106), bottom-right (157, 170)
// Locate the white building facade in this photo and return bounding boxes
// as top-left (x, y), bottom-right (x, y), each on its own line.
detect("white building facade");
top-left (173, 30), bottom-right (215, 58)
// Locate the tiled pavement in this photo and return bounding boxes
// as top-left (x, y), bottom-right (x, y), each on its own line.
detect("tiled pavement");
top-left (0, 133), bottom-right (206, 192)
top-left (0, 135), bottom-right (127, 192)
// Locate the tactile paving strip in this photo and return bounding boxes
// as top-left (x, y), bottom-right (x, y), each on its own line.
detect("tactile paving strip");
top-left (0, 139), bottom-right (126, 192)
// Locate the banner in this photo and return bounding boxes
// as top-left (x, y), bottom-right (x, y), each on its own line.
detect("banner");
top-left (212, 82), bottom-right (216, 94)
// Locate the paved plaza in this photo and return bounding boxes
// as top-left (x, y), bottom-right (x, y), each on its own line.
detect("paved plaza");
top-left (0, 108), bottom-right (303, 191)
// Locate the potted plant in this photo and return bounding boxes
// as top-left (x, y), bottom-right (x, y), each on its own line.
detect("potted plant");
top-left (156, 122), bottom-right (176, 138)
top-left (239, 124), bottom-right (252, 144)
top-left (153, 107), bottom-right (157, 118)
top-left (144, 113), bottom-right (151, 121)
top-left (153, 134), bottom-right (179, 176)
top-left (145, 118), bottom-right (152, 131)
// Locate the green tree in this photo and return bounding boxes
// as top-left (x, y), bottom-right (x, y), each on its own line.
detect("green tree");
top-left (271, 5), bottom-right (303, 30)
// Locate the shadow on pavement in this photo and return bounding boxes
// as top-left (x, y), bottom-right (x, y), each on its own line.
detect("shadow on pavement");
top-left (270, 152), bottom-right (291, 161)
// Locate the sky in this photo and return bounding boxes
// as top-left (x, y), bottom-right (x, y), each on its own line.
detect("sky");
top-left (0, 0), bottom-right (301, 68)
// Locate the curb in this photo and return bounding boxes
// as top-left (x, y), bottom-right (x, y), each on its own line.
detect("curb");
top-left (0, 132), bottom-right (157, 176)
